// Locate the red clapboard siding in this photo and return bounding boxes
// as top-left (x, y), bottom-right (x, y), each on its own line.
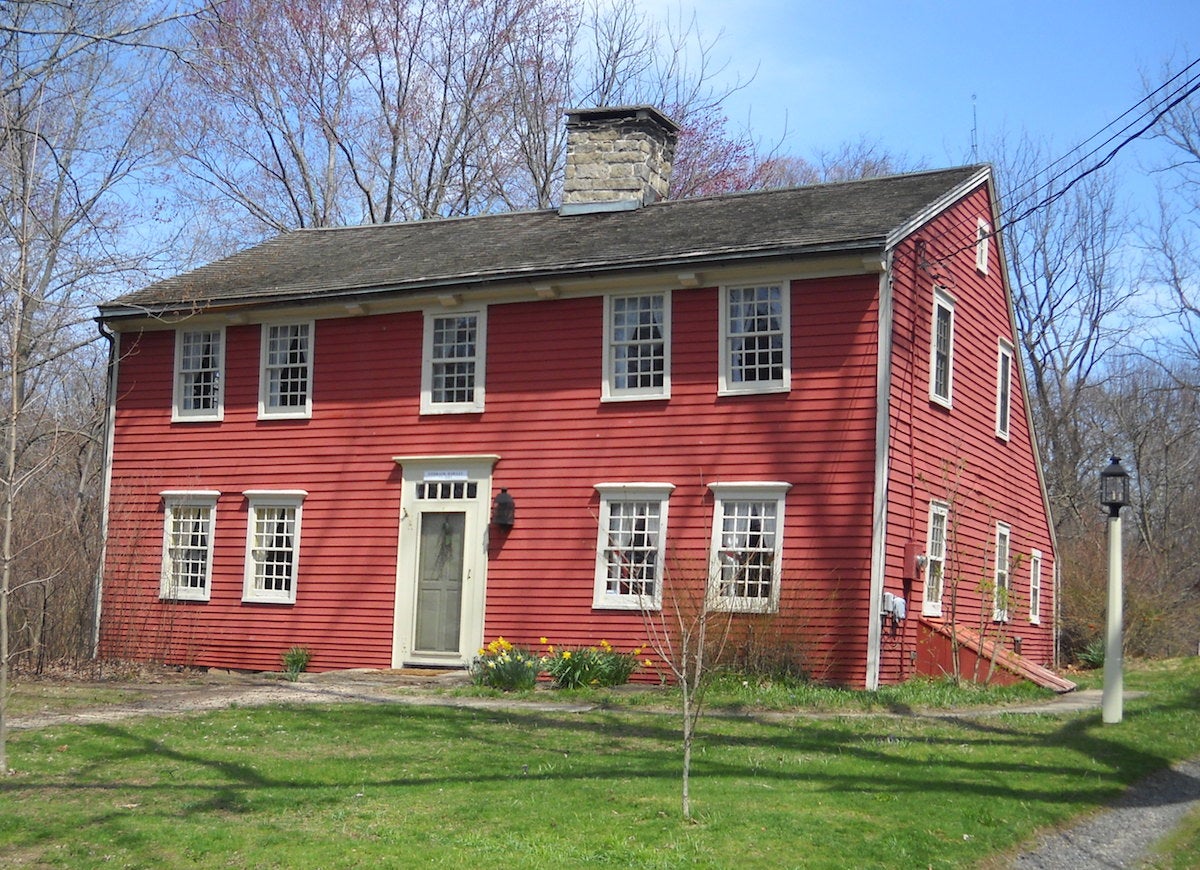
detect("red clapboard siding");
top-left (101, 274), bottom-right (884, 681)
top-left (102, 198), bottom-right (1056, 689)
top-left (878, 183), bottom-right (1057, 685)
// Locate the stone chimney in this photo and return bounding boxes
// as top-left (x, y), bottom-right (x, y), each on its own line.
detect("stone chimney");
top-left (560, 106), bottom-right (680, 215)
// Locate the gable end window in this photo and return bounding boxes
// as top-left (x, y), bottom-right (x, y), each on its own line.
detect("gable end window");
top-left (174, 328), bottom-right (225, 421)
top-left (160, 491), bottom-right (220, 601)
top-left (592, 483), bottom-right (674, 609)
top-left (243, 490), bottom-right (306, 604)
top-left (923, 500), bottom-right (949, 617)
top-left (719, 283), bottom-right (791, 395)
top-left (260, 322), bottom-right (313, 418)
top-left (929, 287), bottom-right (955, 407)
top-left (992, 521), bottom-right (1012, 622)
top-left (422, 308), bottom-right (486, 413)
top-left (996, 339), bottom-right (1014, 440)
top-left (707, 482), bottom-right (790, 612)
top-left (604, 292), bottom-right (670, 401)
top-left (976, 219), bottom-right (991, 274)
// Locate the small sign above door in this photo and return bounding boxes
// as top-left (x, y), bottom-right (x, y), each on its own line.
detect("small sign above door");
top-left (423, 469), bottom-right (470, 482)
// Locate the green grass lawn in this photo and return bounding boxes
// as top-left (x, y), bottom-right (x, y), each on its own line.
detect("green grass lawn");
top-left (3, 658), bottom-right (1198, 868)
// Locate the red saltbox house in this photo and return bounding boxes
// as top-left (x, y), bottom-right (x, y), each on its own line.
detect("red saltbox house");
top-left (95, 106), bottom-right (1067, 691)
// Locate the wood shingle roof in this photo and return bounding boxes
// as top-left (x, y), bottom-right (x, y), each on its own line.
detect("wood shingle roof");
top-left (100, 165), bottom-right (987, 319)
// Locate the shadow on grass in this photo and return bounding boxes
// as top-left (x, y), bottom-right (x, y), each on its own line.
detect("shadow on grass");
top-left (5, 690), bottom-right (1186, 818)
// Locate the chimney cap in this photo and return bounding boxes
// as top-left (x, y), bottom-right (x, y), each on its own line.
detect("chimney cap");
top-left (564, 104), bottom-right (680, 134)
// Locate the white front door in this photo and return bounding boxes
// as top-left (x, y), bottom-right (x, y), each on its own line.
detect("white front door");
top-left (392, 455), bottom-right (498, 667)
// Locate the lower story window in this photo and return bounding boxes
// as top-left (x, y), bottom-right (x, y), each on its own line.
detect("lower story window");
top-left (243, 490), bottom-right (307, 604)
top-left (593, 483), bottom-right (673, 610)
top-left (708, 482), bottom-right (791, 612)
top-left (992, 521), bottom-right (1012, 622)
top-left (923, 501), bottom-right (949, 617)
top-left (160, 491), bottom-right (220, 601)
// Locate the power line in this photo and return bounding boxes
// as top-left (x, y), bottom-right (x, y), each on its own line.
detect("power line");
top-left (999, 56), bottom-right (1200, 228)
top-left (922, 56), bottom-right (1200, 267)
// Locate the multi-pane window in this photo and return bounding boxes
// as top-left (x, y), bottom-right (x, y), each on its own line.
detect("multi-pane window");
top-left (1029, 549), bottom-right (1043, 624)
top-left (930, 288), bottom-right (955, 407)
top-left (708, 483), bottom-right (790, 612)
top-left (422, 309), bottom-right (486, 413)
top-left (160, 492), bottom-right (219, 601)
top-left (996, 340), bottom-right (1013, 439)
top-left (720, 283), bottom-right (790, 394)
top-left (605, 292), bottom-right (670, 400)
top-left (243, 491), bottom-right (306, 604)
top-left (174, 328), bottom-right (224, 420)
top-left (992, 521), bottom-right (1012, 622)
top-left (593, 484), bottom-right (673, 609)
top-left (923, 501), bottom-right (949, 617)
top-left (976, 219), bottom-right (991, 274)
top-left (261, 322), bottom-right (313, 417)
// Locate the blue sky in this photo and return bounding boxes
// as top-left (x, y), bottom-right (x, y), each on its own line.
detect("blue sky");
top-left (642, 0), bottom-right (1198, 184)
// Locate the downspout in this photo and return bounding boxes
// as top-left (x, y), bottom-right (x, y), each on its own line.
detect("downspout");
top-left (865, 249), bottom-right (896, 691)
top-left (91, 320), bottom-right (119, 658)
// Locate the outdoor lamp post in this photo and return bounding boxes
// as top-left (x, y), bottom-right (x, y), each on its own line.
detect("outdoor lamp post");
top-left (1099, 456), bottom-right (1131, 724)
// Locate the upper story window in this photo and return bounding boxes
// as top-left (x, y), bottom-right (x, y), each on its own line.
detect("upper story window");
top-left (976, 219), bottom-right (991, 274)
top-left (260, 322), bottom-right (313, 419)
top-left (719, 283), bottom-right (791, 395)
top-left (992, 521), bottom-right (1012, 622)
top-left (160, 490), bottom-right (219, 601)
top-left (707, 482), bottom-right (790, 612)
top-left (592, 483), bottom-right (674, 610)
top-left (422, 308), bottom-right (486, 414)
top-left (174, 328), bottom-right (224, 421)
top-left (929, 287), bottom-right (955, 408)
top-left (243, 490), bottom-right (306, 604)
top-left (604, 292), bottom-right (670, 401)
top-left (923, 500), bottom-right (949, 618)
top-left (996, 339), bottom-right (1014, 440)
top-left (1028, 548), bottom-right (1043, 624)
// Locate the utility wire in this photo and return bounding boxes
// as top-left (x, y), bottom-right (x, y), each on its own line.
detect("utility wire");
top-left (921, 56), bottom-right (1200, 266)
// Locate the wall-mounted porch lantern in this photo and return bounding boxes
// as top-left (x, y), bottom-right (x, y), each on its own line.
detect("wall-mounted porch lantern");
top-left (491, 488), bottom-right (515, 527)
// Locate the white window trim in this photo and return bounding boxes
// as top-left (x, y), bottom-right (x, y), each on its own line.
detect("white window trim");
top-left (718, 282), bottom-right (792, 396)
top-left (707, 482), bottom-right (791, 613)
top-left (159, 490), bottom-right (220, 602)
top-left (258, 321), bottom-right (314, 420)
top-left (1028, 549), bottom-right (1043, 624)
top-left (976, 219), bottom-right (991, 274)
top-left (996, 339), bottom-right (1014, 440)
top-left (421, 306), bottom-right (487, 414)
top-left (992, 521), bottom-right (1012, 622)
top-left (592, 483), bottom-right (674, 610)
top-left (602, 291), bottom-right (672, 402)
top-left (172, 327), bottom-right (225, 422)
top-left (923, 500), bottom-right (949, 618)
top-left (242, 490), bottom-right (307, 604)
top-left (929, 287), bottom-right (955, 408)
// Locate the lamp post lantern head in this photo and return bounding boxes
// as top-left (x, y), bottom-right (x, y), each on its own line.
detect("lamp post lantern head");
top-left (1100, 456), bottom-right (1131, 517)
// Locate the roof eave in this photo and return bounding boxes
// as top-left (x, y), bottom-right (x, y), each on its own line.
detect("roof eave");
top-left (97, 238), bottom-right (888, 324)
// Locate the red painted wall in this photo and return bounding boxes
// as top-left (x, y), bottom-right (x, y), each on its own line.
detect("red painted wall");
top-left (101, 274), bottom-right (883, 683)
top-left (880, 183), bottom-right (1057, 684)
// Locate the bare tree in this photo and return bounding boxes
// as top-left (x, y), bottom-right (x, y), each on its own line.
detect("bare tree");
top-left (747, 137), bottom-right (916, 190)
top-left (1, 0), bottom-right (181, 772)
top-left (635, 563), bottom-right (739, 823)
top-left (988, 135), bottom-right (1135, 533)
top-left (1144, 64), bottom-right (1200, 382)
top-left (153, 0), bottom-right (760, 244)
